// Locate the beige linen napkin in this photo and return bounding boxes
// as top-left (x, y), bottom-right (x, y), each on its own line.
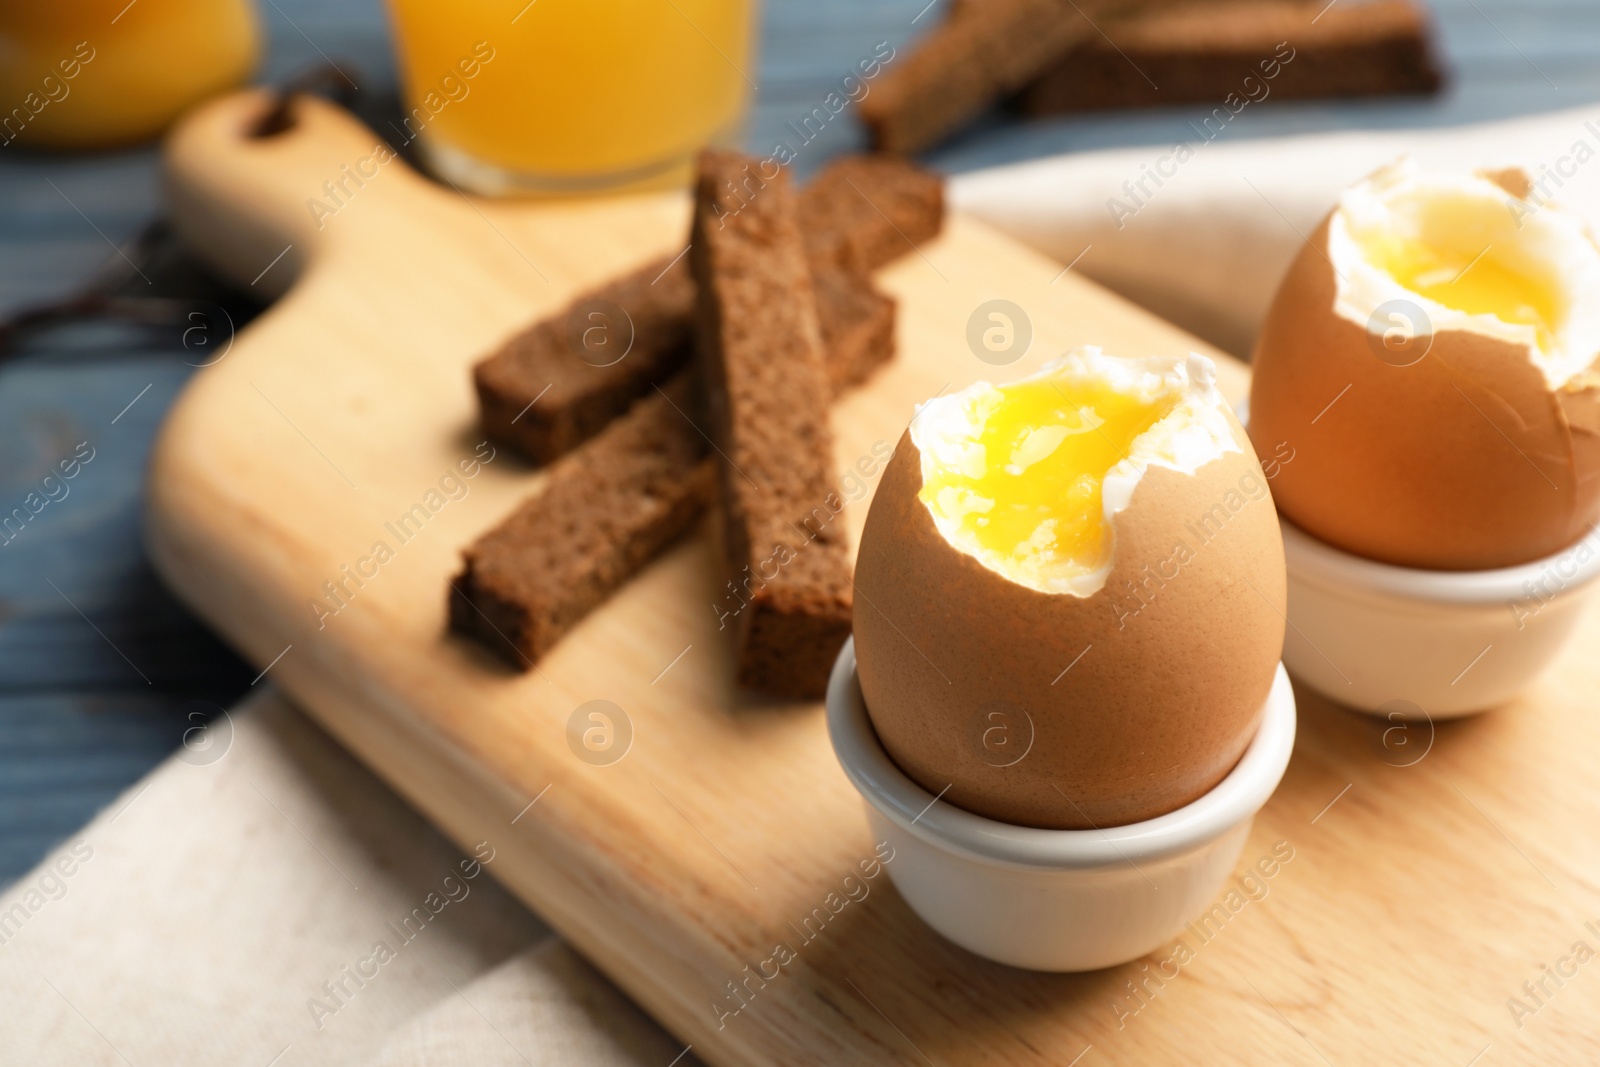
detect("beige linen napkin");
top-left (9, 101), bottom-right (1600, 1064)
top-left (0, 693), bottom-right (689, 1066)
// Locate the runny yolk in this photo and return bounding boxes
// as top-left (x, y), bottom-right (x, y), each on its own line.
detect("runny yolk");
top-left (919, 377), bottom-right (1181, 581)
top-left (1361, 231), bottom-right (1563, 353)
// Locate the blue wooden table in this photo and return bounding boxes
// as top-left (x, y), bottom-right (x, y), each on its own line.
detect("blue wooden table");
top-left (1, 0), bottom-right (1594, 885)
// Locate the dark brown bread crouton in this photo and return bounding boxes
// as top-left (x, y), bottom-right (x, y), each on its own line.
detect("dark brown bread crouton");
top-left (813, 268), bottom-right (897, 395)
top-left (1016, 0), bottom-right (1443, 116)
top-left (450, 373), bottom-right (714, 669)
top-left (800, 155), bottom-right (946, 274)
top-left (690, 149), bottom-right (854, 699)
top-left (858, 0), bottom-right (1096, 154)
top-left (472, 253), bottom-right (695, 466)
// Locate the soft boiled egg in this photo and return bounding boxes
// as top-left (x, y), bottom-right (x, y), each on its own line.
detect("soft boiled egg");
top-left (1249, 159), bottom-right (1600, 569)
top-left (853, 348), bottom-right (1285, 830)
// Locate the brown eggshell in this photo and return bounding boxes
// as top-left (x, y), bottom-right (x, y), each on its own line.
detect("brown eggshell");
top-left (1249, 213), bottom-right (1600, 570)
top-left (853, 414), bottom-right (1286, 830)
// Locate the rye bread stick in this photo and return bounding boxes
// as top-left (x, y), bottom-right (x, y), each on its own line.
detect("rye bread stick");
top-left (473, 252), bottom-right (695, 467)
top-left (1016, 0), bottom-right (1443, 116)
top-left (449, 372), bottom-right (714, 669)
top-left (799, 154), bottom-right (946, 273)
top-left (858, 0), bottom-right (1094, 154)
top-left (690, 148), bottom-right (855, 699)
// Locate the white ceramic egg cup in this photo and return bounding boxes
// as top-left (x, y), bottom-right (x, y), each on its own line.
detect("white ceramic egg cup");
top-left (826, 639), bottom-right (1297, 972)
top-left (1280, 517), bottom-right (1600, 718)
top-left (1236, 396), bottom-right (1600, 718)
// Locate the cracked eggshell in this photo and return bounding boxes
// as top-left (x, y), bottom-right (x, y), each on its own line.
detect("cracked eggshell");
top-left (1249, 165), bottom-right (1600, 570)
top-left (852, 393), bottom-right (1285, 831)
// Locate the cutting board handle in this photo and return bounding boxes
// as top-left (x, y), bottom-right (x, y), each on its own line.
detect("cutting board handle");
top-left (163, 89), bottom-right (425, 296)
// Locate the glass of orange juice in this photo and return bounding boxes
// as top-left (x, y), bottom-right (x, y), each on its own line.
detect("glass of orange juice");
top-left (384, 0), bottom-right (755, 196)
top-left (0, 0), bottom-right (259, 150)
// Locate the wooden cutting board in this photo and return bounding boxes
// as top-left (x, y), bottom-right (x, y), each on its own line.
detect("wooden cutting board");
top-left (148, 91), bottom-right (1600, 1065)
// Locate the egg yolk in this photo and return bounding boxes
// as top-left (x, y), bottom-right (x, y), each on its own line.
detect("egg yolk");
top-left (1361, 231), bottom-right (1563, 352)
top-left (920, 378), bottom-right (1181, 580)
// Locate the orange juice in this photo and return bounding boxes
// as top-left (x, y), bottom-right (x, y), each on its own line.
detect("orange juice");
top-left (0, 0), bottom-right (259, 149)
top-left (385, 0), bottom-right (754, 193)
